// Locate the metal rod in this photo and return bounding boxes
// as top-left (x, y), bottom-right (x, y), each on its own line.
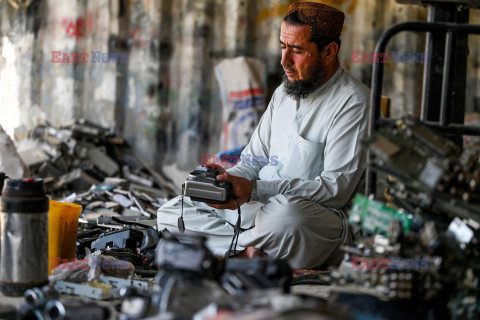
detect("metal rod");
top-left (440, 31), bottom-right (454, 127)
top-left (421, 7), bottom-right (436, 122)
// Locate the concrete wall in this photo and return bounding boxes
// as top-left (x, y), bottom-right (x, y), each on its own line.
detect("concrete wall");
top-left (0, 0), bottom-right (479, 170)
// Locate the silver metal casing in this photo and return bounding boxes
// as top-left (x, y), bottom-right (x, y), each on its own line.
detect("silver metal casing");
top-left (184, 180), bottom-right (228, 203)
top-left (0, 211), bottom-right (49, 289)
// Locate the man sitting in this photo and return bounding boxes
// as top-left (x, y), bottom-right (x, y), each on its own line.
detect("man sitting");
top-left (157, 2), bottom-right (370, 269)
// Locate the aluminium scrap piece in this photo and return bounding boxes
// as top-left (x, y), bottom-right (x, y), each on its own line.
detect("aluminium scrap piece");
top-left (52, 276), bottom-right (148, 301)
top-left (20, 120), bottom-right (177, 199)
top-left (72, 180), bottom-right (167, 274)
top-left (71, 178), bottom-right (169, 224)
top-left (364, 116), bottom-right (460, 193)
top-left (364, 116), bottom-right (480, 224)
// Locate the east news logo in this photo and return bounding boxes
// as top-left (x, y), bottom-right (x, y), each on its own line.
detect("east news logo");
top-left (51, 51), bottom-right (128, 63)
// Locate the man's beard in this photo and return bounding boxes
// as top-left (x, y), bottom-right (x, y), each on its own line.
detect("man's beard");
top-left (282, 61), bottom-right (327, 100)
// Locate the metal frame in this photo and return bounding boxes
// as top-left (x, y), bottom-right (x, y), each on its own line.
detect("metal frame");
top-left (366, 21), bottom-right (480, 196)
top-left (396, 0), bottom-right (480, 7)
top-left (395, 0), bottom-right (480, 8)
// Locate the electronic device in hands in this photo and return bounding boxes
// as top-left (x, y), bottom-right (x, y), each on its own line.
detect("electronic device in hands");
top-left (183, 165), bottom-right (232, 204)
top-left (179, 166), bottom-right (240, 259)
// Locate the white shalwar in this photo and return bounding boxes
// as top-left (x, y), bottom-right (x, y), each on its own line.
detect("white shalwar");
top-left (157, 66), bottom-right (370, 268)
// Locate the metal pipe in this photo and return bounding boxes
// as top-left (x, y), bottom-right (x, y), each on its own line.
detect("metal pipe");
top-left (440, 31), bottom-right (454, 127)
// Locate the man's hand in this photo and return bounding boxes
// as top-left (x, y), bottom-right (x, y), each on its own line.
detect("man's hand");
top-left (205, 163), bottom-right (252, 210)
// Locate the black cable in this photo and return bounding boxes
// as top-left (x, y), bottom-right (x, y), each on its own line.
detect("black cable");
top-left (233, 197), bottom-right (241, 255)
top-left (178, 184), bottom-right (185, 233)
top-left (227, 195), bottom-right (242, 259)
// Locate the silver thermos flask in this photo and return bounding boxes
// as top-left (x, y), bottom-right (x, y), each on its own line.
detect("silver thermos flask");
top-left (0, 178), bottom-right (49, 296)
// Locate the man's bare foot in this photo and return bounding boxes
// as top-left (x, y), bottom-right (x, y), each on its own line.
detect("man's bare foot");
top-left (234, 246), bottom-right (267, 258)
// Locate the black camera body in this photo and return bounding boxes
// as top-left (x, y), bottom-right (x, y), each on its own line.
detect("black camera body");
top-left (221, 258), bottom-right (292, 294)
top-left (155, 234), bottom-right (220, 280)
top-left (183, 166), bottom-right (232, 204)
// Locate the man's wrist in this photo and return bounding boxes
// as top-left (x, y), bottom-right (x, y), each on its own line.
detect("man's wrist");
top-left (249, 179), bottom-right (259, 202)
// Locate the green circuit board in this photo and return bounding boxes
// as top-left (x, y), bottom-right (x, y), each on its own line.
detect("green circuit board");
top-left (349, 194), bottom-right (413, 236)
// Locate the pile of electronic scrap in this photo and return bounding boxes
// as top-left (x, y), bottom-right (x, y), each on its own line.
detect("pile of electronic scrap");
top-left (14, 119), bottom-right (179, 245)
top-left (10, 231), bottom-right (350, 320)
top-left (15, 119), bottom-right (178, 201)
top-left (327, 117), bottom-right (480, 319)
top-left (1, 121), bottom-right (344, 320)
top-left (6, 120), bottom-right (187, 277)
top-left (6, 117), bottom-right (480, 320)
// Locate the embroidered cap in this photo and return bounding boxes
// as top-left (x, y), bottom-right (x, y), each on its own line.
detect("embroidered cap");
top-left (285, 2), bottom-right (345, 38)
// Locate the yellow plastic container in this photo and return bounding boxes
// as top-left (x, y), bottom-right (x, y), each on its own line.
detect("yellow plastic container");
top-left (48, 200), bottom-right (82, 275)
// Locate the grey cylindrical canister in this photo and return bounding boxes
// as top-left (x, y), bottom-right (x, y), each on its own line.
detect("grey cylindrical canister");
top-left (0, 178), bottom-right (49, 296)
